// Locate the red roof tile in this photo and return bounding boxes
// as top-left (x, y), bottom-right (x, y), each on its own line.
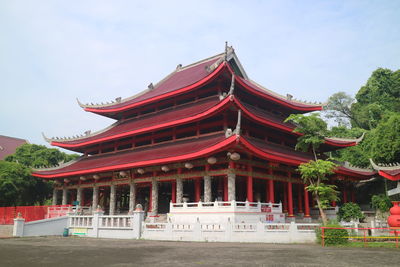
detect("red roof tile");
top-left (0, 135), bottom-right (28, 160)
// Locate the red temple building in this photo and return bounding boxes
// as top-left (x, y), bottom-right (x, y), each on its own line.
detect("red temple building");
top-left (32, 46), bottom-right (376, 221)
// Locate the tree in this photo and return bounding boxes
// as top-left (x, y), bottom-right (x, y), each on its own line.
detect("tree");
top-left (371, 194), bottom-right (392, 220)
top-left (0, 161), bottom-right (43, 206)
top-left (5, 143), bottom-right (78, 168)
top-left (0, 144), bottom-right (79, 206)
top-left (285, 113), bottom-right (339, 224)
top-left (324, 92), bottom-right (358, 127)
top-left (298, 160), bottom-right (338, 224)
top-left (351, 68), bottom-right (400, 130)
top-left (285, 113), bottom-right (327, 160)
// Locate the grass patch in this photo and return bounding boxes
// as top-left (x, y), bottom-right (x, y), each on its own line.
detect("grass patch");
top-left (334, 242), bottom-right (399, 249)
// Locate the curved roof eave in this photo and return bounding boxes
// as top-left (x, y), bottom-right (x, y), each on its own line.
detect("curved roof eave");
top-left (32, 134), bottom-right (238, 179)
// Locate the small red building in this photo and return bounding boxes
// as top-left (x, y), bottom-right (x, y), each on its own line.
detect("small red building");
top-left (32, 46), bottom-right (375, 219)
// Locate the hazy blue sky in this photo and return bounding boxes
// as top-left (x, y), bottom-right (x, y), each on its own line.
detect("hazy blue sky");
top-left (1, 1), bottom-right (399, 151)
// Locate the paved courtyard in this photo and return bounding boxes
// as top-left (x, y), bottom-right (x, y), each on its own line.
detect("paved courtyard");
top-left (0, 237), bottom-right (399, 267)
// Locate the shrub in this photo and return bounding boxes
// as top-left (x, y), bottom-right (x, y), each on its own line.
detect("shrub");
top-left (338, 202), bottom-right (365, 222)
top-left (371, 194), bottom-right (392, 219)
top-left (316, 222), bottom-right (349, 245)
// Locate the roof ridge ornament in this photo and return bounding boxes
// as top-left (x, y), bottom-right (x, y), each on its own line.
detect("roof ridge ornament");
top-left (225, 41), bottom-right (228, 61)
top-left (370, 159), bottom-right (400, 171)
top-left (343, 161), bottom-right (374, 172)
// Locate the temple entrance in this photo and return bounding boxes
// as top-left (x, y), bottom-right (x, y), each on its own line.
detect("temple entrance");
top-left (183, 179), bottom-right (195, 202)
top-left (136, 184), bottom-right (150, 213)
top-left (158, 182), bottom-right (172, 214)
top-left (212, 176), bottom-right (224, 201)
top-left (116, 185), bottom-right (129, 214)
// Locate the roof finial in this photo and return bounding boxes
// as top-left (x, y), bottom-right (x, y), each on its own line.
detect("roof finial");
top-left (225, 41), bottom-right (228, 61)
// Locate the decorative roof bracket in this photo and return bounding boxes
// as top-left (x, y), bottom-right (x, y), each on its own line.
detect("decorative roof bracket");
top-left (233, 109), bottom-right (241, 137)
top-left (228, 74), bottom-right (235, 96)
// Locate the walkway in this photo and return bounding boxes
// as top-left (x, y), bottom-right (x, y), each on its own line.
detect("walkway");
top-left (0, 237), bottom-right (399, 266)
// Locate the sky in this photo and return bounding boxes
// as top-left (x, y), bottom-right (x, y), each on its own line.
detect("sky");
top-left (1, 0), bottom-right (399, 152)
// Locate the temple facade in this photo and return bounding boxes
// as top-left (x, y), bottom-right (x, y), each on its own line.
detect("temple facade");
top-left (33, 46), bottom-right (375, 221)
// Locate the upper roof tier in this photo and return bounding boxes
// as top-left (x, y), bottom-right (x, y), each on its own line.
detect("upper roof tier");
top-left (78, 46), bottom-right (322, 119)
top-left (45, 94), bottom-right (358, 152)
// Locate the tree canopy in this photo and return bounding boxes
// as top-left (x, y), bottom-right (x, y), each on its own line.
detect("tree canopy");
top-left (0, 144), bottom-right (78, 207)
top-left (325, 67), bottom-right (400, 167)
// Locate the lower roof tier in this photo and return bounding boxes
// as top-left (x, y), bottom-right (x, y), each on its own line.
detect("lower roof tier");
top-left (33, 132), bottom-right (376, 179)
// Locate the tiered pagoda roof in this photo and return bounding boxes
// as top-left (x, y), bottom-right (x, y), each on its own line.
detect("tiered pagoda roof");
top-left (33, 46), bottom-right (372, 181)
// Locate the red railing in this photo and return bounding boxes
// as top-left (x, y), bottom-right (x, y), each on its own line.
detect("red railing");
top-left (321, 226), bottom-right (400, 248)
top-left (0, 205), bottom-right (71, 224)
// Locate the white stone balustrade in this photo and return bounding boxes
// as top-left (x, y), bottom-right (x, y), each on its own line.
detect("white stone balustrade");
top-left (169, 200), bottom-right (282, 214)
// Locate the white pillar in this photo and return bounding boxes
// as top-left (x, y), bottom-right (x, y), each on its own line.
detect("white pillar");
top-left (204, 176), bottom-right (212, 202)
top-left (62, 187), bottom-right (68, 205)
top-left (92, 186), bottom-right (99, 212)
top-left (151, 178), bottom-right (158, 214)
top-left (129, 182), bottom-right (136, 212)
top-left (52, 188), bottom-right (58, 205)
top-left (228, 173), bottom-right (236, 201)
top-left (76, 187), bottom-right (82, 206)
top-left (109, 184), bottom-right (116, 215)
top-left (176, 178), bottom-right (183, 203)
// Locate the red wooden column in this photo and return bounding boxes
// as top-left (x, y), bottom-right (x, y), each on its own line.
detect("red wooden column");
top-left (171, 181), bottom-right (176, 203)
top-left (223, 177), bottom-right (228, 201)
top-left (297, 184), bottom-right (303, 213)
top-left (148, 183), bottom-right (153, 212)
top-left (287, 181), bottom-right (294, 217)
top-left (304, 185), bottom-right (310, 217)
top-left (247, 165), bottom-right (253, 202)
top-left (268, 180), bottom-right (274, 203)
top-left (343, 187), bottom-right (348, 203)
top-left (194, 178), bottom-right (201, 202)
top-left (351, 187), bottom-right (356, 203)
top-left (283, 182), bottom-right (288, 213)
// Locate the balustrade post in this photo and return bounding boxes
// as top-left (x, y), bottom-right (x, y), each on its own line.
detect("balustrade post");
top-left (92, 210), bottom-right (104, 238)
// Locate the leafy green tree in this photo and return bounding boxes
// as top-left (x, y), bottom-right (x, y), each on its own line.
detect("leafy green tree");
top-left (324, 92), bottom-right (358, 127)
top-left (337, 202), bottom-right (365, 222)
top-left (351, 68), bottom-right (400, 130)
top-left (371, 194), bottom-right (392, 219)
top-left (298, 160), bottom-right (338, 224)
top-left (285, 113), bottom-right (327, 160)
top-left (285, 113), bottom-right (339, 224)
top-left (0, 161), bottom-right (47, 206)
top-left (1, 144), bottom-right (78, 206)
top-left (5, 143), bottom-right (78, 168)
